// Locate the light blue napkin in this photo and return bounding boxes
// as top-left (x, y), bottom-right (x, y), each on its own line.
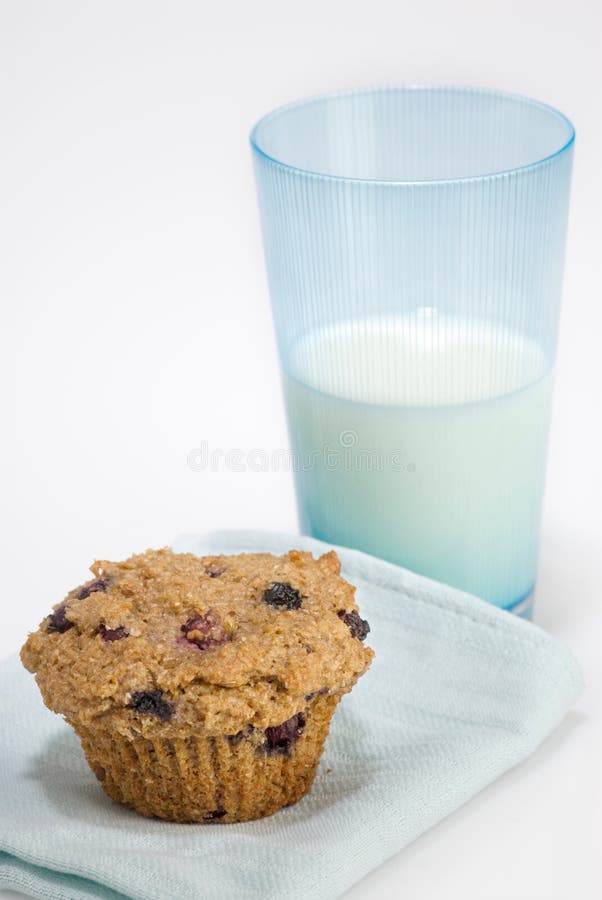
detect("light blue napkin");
top-left (0, 530), bottom-right (583, 900)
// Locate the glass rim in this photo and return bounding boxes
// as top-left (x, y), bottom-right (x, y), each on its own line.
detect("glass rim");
top-left (250, 84), bottom-right (575, 186)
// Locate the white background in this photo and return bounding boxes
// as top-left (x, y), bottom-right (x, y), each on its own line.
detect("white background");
top-left (1, 1), bottom-right (601, 898)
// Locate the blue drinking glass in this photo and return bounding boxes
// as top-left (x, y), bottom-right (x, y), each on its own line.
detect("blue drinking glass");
top-left (251, 86), bottom-right (574, 617)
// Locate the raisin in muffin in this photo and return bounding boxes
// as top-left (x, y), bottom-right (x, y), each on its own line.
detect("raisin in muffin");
top-left (21, 548), bottom-right (373, 823)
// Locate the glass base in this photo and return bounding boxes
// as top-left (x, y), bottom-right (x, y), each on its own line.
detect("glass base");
top-left (503, 588), bottom-right (534, 619)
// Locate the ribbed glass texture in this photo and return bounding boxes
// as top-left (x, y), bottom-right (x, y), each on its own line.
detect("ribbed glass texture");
top-left (251, 86), bottom-right (574, 615)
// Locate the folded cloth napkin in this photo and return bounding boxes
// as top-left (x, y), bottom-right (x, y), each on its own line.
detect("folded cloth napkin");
top-left (0, 530), bottom-right (583, 900)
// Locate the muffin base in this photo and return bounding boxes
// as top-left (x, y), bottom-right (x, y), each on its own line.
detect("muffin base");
top-left (74, 694), bottom-right (339, 823)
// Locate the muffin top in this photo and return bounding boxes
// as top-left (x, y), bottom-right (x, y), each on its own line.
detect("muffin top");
top-left (21, 548), bottom-right (373, 738)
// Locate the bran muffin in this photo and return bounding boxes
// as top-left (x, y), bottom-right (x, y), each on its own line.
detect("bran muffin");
top-left (21, 548), bottom-right (373, 823)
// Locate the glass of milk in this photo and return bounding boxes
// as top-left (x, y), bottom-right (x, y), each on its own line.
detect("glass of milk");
top-left (251, 86), bottom-right (574, 617)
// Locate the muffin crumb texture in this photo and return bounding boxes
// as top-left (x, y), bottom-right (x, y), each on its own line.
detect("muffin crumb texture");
top-left (21, 548), bottom-right (373, 822)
